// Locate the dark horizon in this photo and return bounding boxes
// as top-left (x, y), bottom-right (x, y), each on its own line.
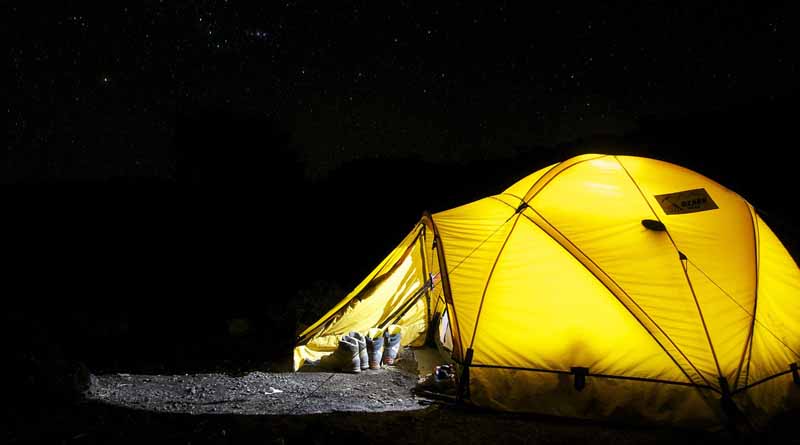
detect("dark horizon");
top-left (7, 118), bottom-right (799, 379)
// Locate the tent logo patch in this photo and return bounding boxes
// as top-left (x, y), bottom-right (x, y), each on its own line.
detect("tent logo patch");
top-left (655, 188), bottom-right (718, 215)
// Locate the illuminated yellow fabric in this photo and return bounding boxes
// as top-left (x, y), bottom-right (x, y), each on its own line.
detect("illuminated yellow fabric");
top-left (747, 215), bottom-right (800, 384)
top-left (615, 156), bottom-right (759, 385)
top-left (469, 211), bottom-right (688, 382)
top-left (469, 367), bottom-right (720, 427)
top-left (502, 162), bottom-right (557, 199)
top-left (433, 197), bottom-right (518, 349)
top-left (526, 157), bottom-right (718, 385)
top-left (294, 154), bottom-right (800, 428)
top-left (294, 224), bottom-right (433, 369)
top-left (298, 226), bottom-right (424, 339)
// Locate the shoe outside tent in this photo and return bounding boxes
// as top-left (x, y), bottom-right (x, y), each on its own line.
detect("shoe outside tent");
top-left (294, 154), bottom-right (800, 429)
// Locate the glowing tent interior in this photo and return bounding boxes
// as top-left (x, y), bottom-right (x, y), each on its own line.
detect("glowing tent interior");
top-left (294, 154), bottom-right (800, 428)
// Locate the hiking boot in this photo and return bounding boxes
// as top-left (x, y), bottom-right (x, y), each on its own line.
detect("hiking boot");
top-left (349, 331), bottom-right (369, 371)
top-left (365, 328), bottom-right (384, 370)
top-left (318, 335), bottom-right (361, 373)
top-left (383, 324), bottom-right (402, 366)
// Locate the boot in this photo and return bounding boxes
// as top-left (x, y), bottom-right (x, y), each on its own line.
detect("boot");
top-left (318, 335), bottom-right (361, 373)
top-left (383, 324), bottom-right (402, 366)
top-left (349, 331), bottom-right (369, 371)
top-left (365, 328), bottom-right (384, 370)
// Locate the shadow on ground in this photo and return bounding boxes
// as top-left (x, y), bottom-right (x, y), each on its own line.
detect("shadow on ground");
top-left (12, 396), bottom-right (794, 445)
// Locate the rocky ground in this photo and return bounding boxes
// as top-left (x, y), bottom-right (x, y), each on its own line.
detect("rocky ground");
top-left (87, 365), bottom-right (423, 416)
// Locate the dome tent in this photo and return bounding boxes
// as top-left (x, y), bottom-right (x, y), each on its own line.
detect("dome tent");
top-left (294, 154), bottom-right (800, 428)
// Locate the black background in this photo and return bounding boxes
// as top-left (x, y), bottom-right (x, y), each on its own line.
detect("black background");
top-left (5, 2), bottom-right (799, 385)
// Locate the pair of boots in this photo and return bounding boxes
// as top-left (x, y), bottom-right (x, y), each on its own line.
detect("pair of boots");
top-left (318, 325), bottom-right (402, 373)
top-left (318, 332), bottom-right (366, 373)
top-left (365, 325), bottom-right (402, 369)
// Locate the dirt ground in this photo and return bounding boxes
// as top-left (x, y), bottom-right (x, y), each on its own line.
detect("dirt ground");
top-left (87, 361), bottom-right (423, 416)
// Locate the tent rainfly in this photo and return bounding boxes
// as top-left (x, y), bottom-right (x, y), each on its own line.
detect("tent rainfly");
top-left (294, 154), bottom-right (800, 429)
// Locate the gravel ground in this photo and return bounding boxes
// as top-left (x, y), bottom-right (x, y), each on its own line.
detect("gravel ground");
top-left (87, 365), bottom-right (424, 416)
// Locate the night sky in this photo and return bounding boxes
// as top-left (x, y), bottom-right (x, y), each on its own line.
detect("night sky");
top-left (8, 2), bottom-right (798, 181)
top-left (5, 2), bottom-right (800, 374)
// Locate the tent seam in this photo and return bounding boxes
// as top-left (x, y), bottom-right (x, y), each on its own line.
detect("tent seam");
top-left (509, 203), bottom-right (709, 388)
top-left (423, 213), bottom-right (467, 363)
top-left (521, 154), bottom-right (607, 204)
top-left (732, 368), bottom-right (793, 395)
top-left (743, 206), bottom-right (761, 388)
top-left (614, 155), bottom-right (724, 384)
top-left (468, 212), bottom-right (522, 349)
top-left (491, 197), bottom-right (700, 383)
top-left (296, 224), bottom-right (425, 344)
top-left (680, 260), bottom-right (725, 379)
top-left (469, 363), bottom-right (716, 391)
top-left (420, 226), bottom-right (432, 337)
top-left (442, 207), bottom-right (514, 277)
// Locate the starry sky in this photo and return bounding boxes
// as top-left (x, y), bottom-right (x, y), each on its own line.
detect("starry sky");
top-left (7, 2), bottom-right (798, 183)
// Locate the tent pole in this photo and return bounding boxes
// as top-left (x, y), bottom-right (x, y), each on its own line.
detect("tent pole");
top-left (419, 225), bottom-right (432, 337)
top-left (457, 348), bottom-right (474, 403)
top-left (423, 212), bottom-right (465, 364)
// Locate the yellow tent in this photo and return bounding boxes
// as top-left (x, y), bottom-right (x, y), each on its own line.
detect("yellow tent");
top-left (294, 154), bottom-right (800, 428)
